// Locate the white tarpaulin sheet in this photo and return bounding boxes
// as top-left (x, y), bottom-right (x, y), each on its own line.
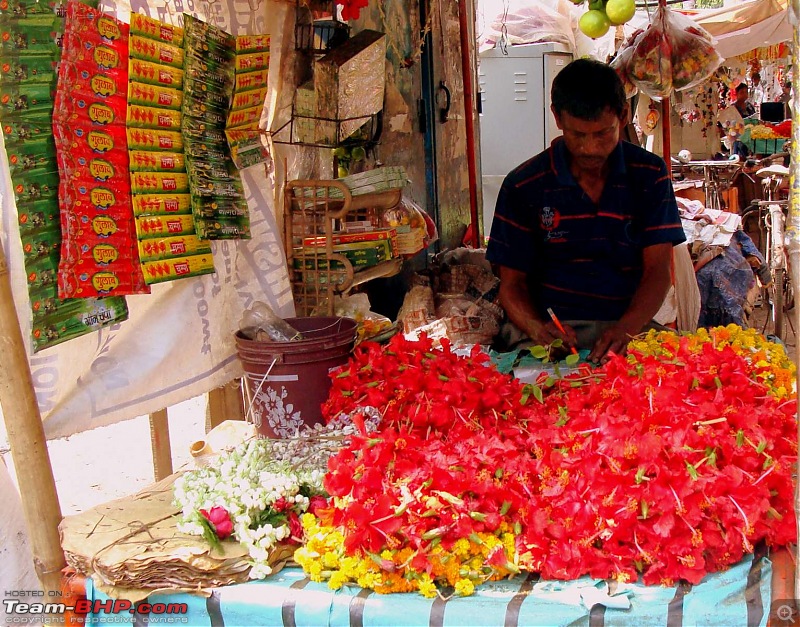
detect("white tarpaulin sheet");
top-left (0, 0), bottom-right (296, 439)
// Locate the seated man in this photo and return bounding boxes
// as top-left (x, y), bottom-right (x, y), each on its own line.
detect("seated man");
top-left (486, 59), bottom-right (686, 362)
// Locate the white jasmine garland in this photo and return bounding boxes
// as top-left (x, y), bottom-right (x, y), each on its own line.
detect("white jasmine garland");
top-left (173, 438), bottom-right (326, 579)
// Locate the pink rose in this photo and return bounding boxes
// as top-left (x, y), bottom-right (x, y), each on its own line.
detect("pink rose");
top-left (200, 506), bottom-right (234, 540)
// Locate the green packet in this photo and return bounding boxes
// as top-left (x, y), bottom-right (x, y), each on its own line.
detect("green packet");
top-left (195, 215), bottom-right (250, 240)
top-left (186, 158), bottom-right (236, 181)
top-left (1, 110), bottom-right (51, 143)
top-left (0, 15), bottom-right (61, 54)
top-left (0, 52), bottom-right (56, 84)
top-left (183, 137), bottom-right (228, 161)
top-left (21, 223), bottom-right (59, 263)
top-left (188, 174), bottom-right (244, 199)
top-left (23, 250), bottom-right (59, 292)
top-left (181, 116), bottom-right (226, 140)
top-left (0, 81), bottom-right (54, 116)
top-left (184, 38), bottom-right (234, 66)
top-left (31, 294), bottom-right (129, 353)
top-left (12, 168), bottom-right (59, 204)
top-left (182, 14), bottom-right (234, 51)
top-left (5, 137), bottom-right (56, 174)
top-left (191, 194), bottom-right (248, 218)
top-left (182, 78), bottom-right (229, 109)
top-left (17, 197), bottom-right (59, 234)
top-left (0, 0), bottom-right (66, 18)
top-left (182, 100), bottom-right (227, 125)
top-left (183, 57), bottom-right (233, 90)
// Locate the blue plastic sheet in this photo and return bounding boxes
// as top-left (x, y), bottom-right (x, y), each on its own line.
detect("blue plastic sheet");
top-left (85, 551), bottom-right (773, 626)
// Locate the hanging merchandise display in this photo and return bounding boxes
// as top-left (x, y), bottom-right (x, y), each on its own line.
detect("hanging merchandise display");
top-left (181, 14), bottom-right (250, 240)
top-left (611, 5), bottom-right (723, 101)
top-left (224, 34), bottom-right (270, 170)
top-left (127, 12), bottom-right (214, 285)
top-left (53, 1), bottom-right (149, 299)
top-left (0, 0), bottom-right (129, 352)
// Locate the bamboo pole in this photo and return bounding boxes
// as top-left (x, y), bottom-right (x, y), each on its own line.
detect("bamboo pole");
top-left (207, 380), bottom-right (245, 429)
top-left (787, 0), bottom-right (800, 603)
top-left (149, 409), bottom-right (173, 481)
top-left (0, 238), bottom-right (64, 595)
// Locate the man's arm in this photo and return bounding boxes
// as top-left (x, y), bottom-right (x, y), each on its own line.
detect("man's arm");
top-left (589, 242), bottom-right (673, 362)
top-left (498, 266), bottom-right (576, 347)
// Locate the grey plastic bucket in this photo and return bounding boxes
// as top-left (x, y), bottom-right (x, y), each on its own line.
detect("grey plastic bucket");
top-left (234, 316), bottom-right (357, 438)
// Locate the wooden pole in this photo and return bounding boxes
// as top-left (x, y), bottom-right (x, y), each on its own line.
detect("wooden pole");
top-left (788, 0), bottom-right (800, 602)
top-left (148, 409), bottom-right (173, 481)
top-left (457, 0), bottom-right (482, 247)
top-left (0, 238), bottom-right (64, 595)
top-left (207, 379), bottom-right (245, 430)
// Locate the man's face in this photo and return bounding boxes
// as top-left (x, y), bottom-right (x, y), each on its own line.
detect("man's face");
top-left (552, 107), bottom-right (625, 172)
top-left (736, 87), bottom-right (749, 104)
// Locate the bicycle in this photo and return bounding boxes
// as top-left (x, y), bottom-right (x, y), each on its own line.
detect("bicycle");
top-left (740, 162), bottom-right (794, 342)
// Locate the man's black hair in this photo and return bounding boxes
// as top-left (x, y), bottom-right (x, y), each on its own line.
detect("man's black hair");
top-left (551, 58), bottom-right (626, 120)
top-left (735, 83), bottom-right (749, 94)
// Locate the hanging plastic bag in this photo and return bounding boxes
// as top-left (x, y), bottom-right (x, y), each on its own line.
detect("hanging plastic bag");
top-left (610, 29), bottom-right (644, 99)
top-left (625, 6), bottom-right (721, 100)
top-left (666, 9), bottom-right (722, 93)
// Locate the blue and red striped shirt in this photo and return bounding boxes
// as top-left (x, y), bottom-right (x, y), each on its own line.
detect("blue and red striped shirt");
top-left (486, 138), bottom-right (686, 321)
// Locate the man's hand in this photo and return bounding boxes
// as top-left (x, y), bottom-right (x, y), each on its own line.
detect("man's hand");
top-left (589, 323), bottom-right (632, 364)
top-left (528, 319), bottom-right (578, 349)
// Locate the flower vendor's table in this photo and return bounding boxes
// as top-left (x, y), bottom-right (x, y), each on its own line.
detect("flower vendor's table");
top-left (85, 550), bottom-right (787, 627)
top-left (745, 137), bottom-right (789, 156)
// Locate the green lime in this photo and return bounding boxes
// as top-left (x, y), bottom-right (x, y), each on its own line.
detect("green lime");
top-left (579, 9), bottom-right (610, 38)
top-left (351, 146), bottom-right (367, 161)
top-left (332, 147), bottom-right (348, 159)
top-left (605, 0), bottom-right (635, 24)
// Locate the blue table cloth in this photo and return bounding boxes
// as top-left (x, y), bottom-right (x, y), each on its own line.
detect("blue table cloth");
top-left (85, 551), bottom-right (777, 626)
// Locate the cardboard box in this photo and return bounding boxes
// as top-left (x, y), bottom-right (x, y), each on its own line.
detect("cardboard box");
top-left (314, 29), bottom-right (386, 140)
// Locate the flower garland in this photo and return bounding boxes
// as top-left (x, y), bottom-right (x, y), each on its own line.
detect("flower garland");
top-left (627, 325), bottom-right (795, 399)
top-left (174, 439), bottom-right (328, 579)
top-left (297, 328), bottom-right (797, 596)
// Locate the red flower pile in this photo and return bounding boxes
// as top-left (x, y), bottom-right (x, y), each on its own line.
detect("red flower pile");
top-left (320, 333), bottom-right (797, 586)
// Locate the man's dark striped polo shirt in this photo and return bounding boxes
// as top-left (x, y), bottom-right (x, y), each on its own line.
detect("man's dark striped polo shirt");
top-left (486, 138), bottom-right (686, 321)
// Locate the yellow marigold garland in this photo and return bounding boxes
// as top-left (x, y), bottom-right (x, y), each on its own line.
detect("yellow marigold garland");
top-left (627, 325), bottom-right (796, 399)
top-left (295, 513), bottom-right (518, 597)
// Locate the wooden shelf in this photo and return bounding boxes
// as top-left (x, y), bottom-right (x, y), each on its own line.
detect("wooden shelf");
top-left (284, 179), bottom-right (404, 316)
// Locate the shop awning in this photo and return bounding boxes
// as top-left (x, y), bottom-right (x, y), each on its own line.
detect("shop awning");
top-left (679, 0), bottom-right (791, 59)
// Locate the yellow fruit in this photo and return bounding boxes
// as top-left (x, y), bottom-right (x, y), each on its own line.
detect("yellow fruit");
top-left (579, 9), bottom-right (611, 39)
top-left (605, 0), bottom-right (635, 25)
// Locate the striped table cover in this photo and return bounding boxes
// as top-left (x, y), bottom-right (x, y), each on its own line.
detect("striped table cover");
top-left (86, 547), bottom-right (794, 626)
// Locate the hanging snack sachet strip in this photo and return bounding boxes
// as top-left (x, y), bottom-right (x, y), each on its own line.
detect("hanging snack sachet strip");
top-left (127, 11), bottom-right (213, 283)
top-left (53, 0), bottom-right (148, 299)
top-left (182, 14), bottom-right (249, 239)
top-left (0, 0), bottom-right (128, 351)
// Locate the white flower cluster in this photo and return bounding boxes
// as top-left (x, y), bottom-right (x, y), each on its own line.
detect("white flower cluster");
top-left (173, 438), bottom-right (325, 579)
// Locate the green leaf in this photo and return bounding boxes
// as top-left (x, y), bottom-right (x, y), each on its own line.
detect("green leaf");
top-left (555, 413), bottom-right (568, 427)
top-left (533, 385), bottom-right (544, 404)
top-left (756, 440), bottom-right (767, 454)
top-left (635, 467), bottom-right (646, 484)
top-left (551, 339), bottom-right (564, 348)
top-left (736, 430), bottom-right (745, 447)
top-left (690, 377), bottom-right (699, 390)
top-left (565, 353), bottom-right (580, 366)
top-left (545, 376), bottom-right (556, 387)
top-left (569, 381), bottom-right (583, 388)
top-left (685, 461), bottom-right (699, 480)
top-left (500, 501), bottom-right (511, 516)
top-left (530, 345), bottom-right (548, 360)
top-left (714, 376), bottom-right (723, 389)
top-left (198, 515), bottom-right (222, 553)
top-left (438, 374), bottom-right (450, 381)
top-left (335, 370), bottom-right (351, 378)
